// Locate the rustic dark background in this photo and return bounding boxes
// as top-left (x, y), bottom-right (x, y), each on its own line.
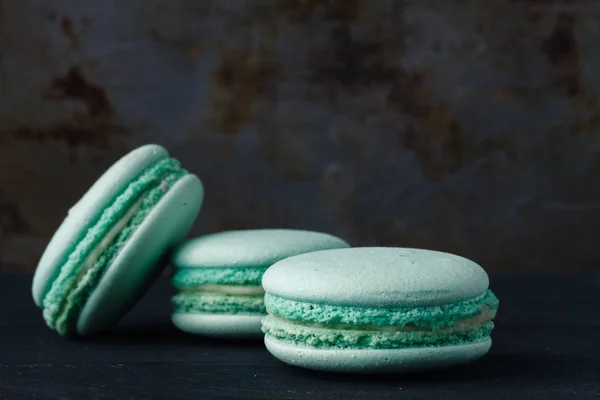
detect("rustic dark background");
top-left (1, 0), bottom-right (598, 272)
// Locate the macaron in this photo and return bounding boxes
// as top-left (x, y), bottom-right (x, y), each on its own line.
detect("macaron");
top-left (32, 144), bottom-right (204, 336)
top-left (262, 247), bottom-right (499, 373)
top-left (170, 229), bottom-right (350, 338)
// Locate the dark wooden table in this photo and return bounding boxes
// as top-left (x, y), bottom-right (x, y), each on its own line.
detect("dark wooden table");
top-left (1, 273), bottom-right (599, 399)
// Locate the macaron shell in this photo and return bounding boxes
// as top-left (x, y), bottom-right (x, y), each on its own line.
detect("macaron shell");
top-left (264, 336), bottom-right (492, 373)
top-left (172, 313), bottom-right (264, 338)
top-left (172, 229), bottom-right (350, 269)
top-left (32, 145), bottom-right (168, 306)
top-left (262, 247), bottom-right (489, 308)
top-left (76, 174), bottom-right (203, 335)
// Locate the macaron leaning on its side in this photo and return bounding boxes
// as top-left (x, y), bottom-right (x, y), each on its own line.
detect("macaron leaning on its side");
top-left (262, 247), bottom-right (499, 373)
top-left (32, 144), bottom-right (204, 337)
top-left (170, 229), bottom-right (350, 338)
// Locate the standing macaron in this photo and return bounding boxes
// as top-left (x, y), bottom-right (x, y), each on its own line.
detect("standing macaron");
top-left (32, 145), bottom-right (204, 336)
top-left (170, 229), bottom-right (350, 337)
top-left (262, 247), bottom-right (499, 373)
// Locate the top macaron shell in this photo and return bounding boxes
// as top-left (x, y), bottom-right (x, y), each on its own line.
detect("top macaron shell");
top-left (32, 145), bottom-right (169, 306)
top-left (32, 144), bottom-right (204, 335)
top-left (262, 247), bottom-right (490, 307)
top-left (76, 173), bottom-right (202, 334)
top-left (171, 229), bottom-right (350, 269)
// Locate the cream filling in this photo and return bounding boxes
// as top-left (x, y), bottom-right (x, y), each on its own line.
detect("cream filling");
top-left (271, 308), bottom-right (497, 333)
top-left (74, 196), bottom-right (144, 282)
top-left (179, 284), bottom-right (265, 296)
top-left (452, 308), bottom-right (496, 328)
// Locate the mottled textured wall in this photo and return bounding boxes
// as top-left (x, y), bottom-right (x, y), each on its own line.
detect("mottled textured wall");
top-left (1, 0), bottom-right (599, 271)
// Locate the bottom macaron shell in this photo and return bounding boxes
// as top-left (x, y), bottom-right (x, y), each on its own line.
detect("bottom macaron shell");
top-left (264, 335), bottom-right (492, 374)
top-left (75, 175), bottom-right (203, 335)
top-left (172, 313), bottom-right (265, 338)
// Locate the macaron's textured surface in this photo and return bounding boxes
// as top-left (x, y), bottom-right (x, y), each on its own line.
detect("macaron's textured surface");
top-left (264, 337), bottom-right (492, 374)
top-left (170, 229), bottom-right (350, 337)
top-left (32, 145), bottom-right (204, 336)
top-left (261, 247), bottom-right (499, 373)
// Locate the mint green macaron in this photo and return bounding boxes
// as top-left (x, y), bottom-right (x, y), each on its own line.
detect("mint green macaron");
top-left (170, 229), bottom-right (350, 338)
top-left (32, 145), bottom-right (204, 336)
top-left (262, 247), bottom-right (499, 373)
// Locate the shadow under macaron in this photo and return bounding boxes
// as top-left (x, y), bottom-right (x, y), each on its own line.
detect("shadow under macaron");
top-left (79, 322), bottom-right (265, 348)
top-left (287, 351), bottom-right (576, 385)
